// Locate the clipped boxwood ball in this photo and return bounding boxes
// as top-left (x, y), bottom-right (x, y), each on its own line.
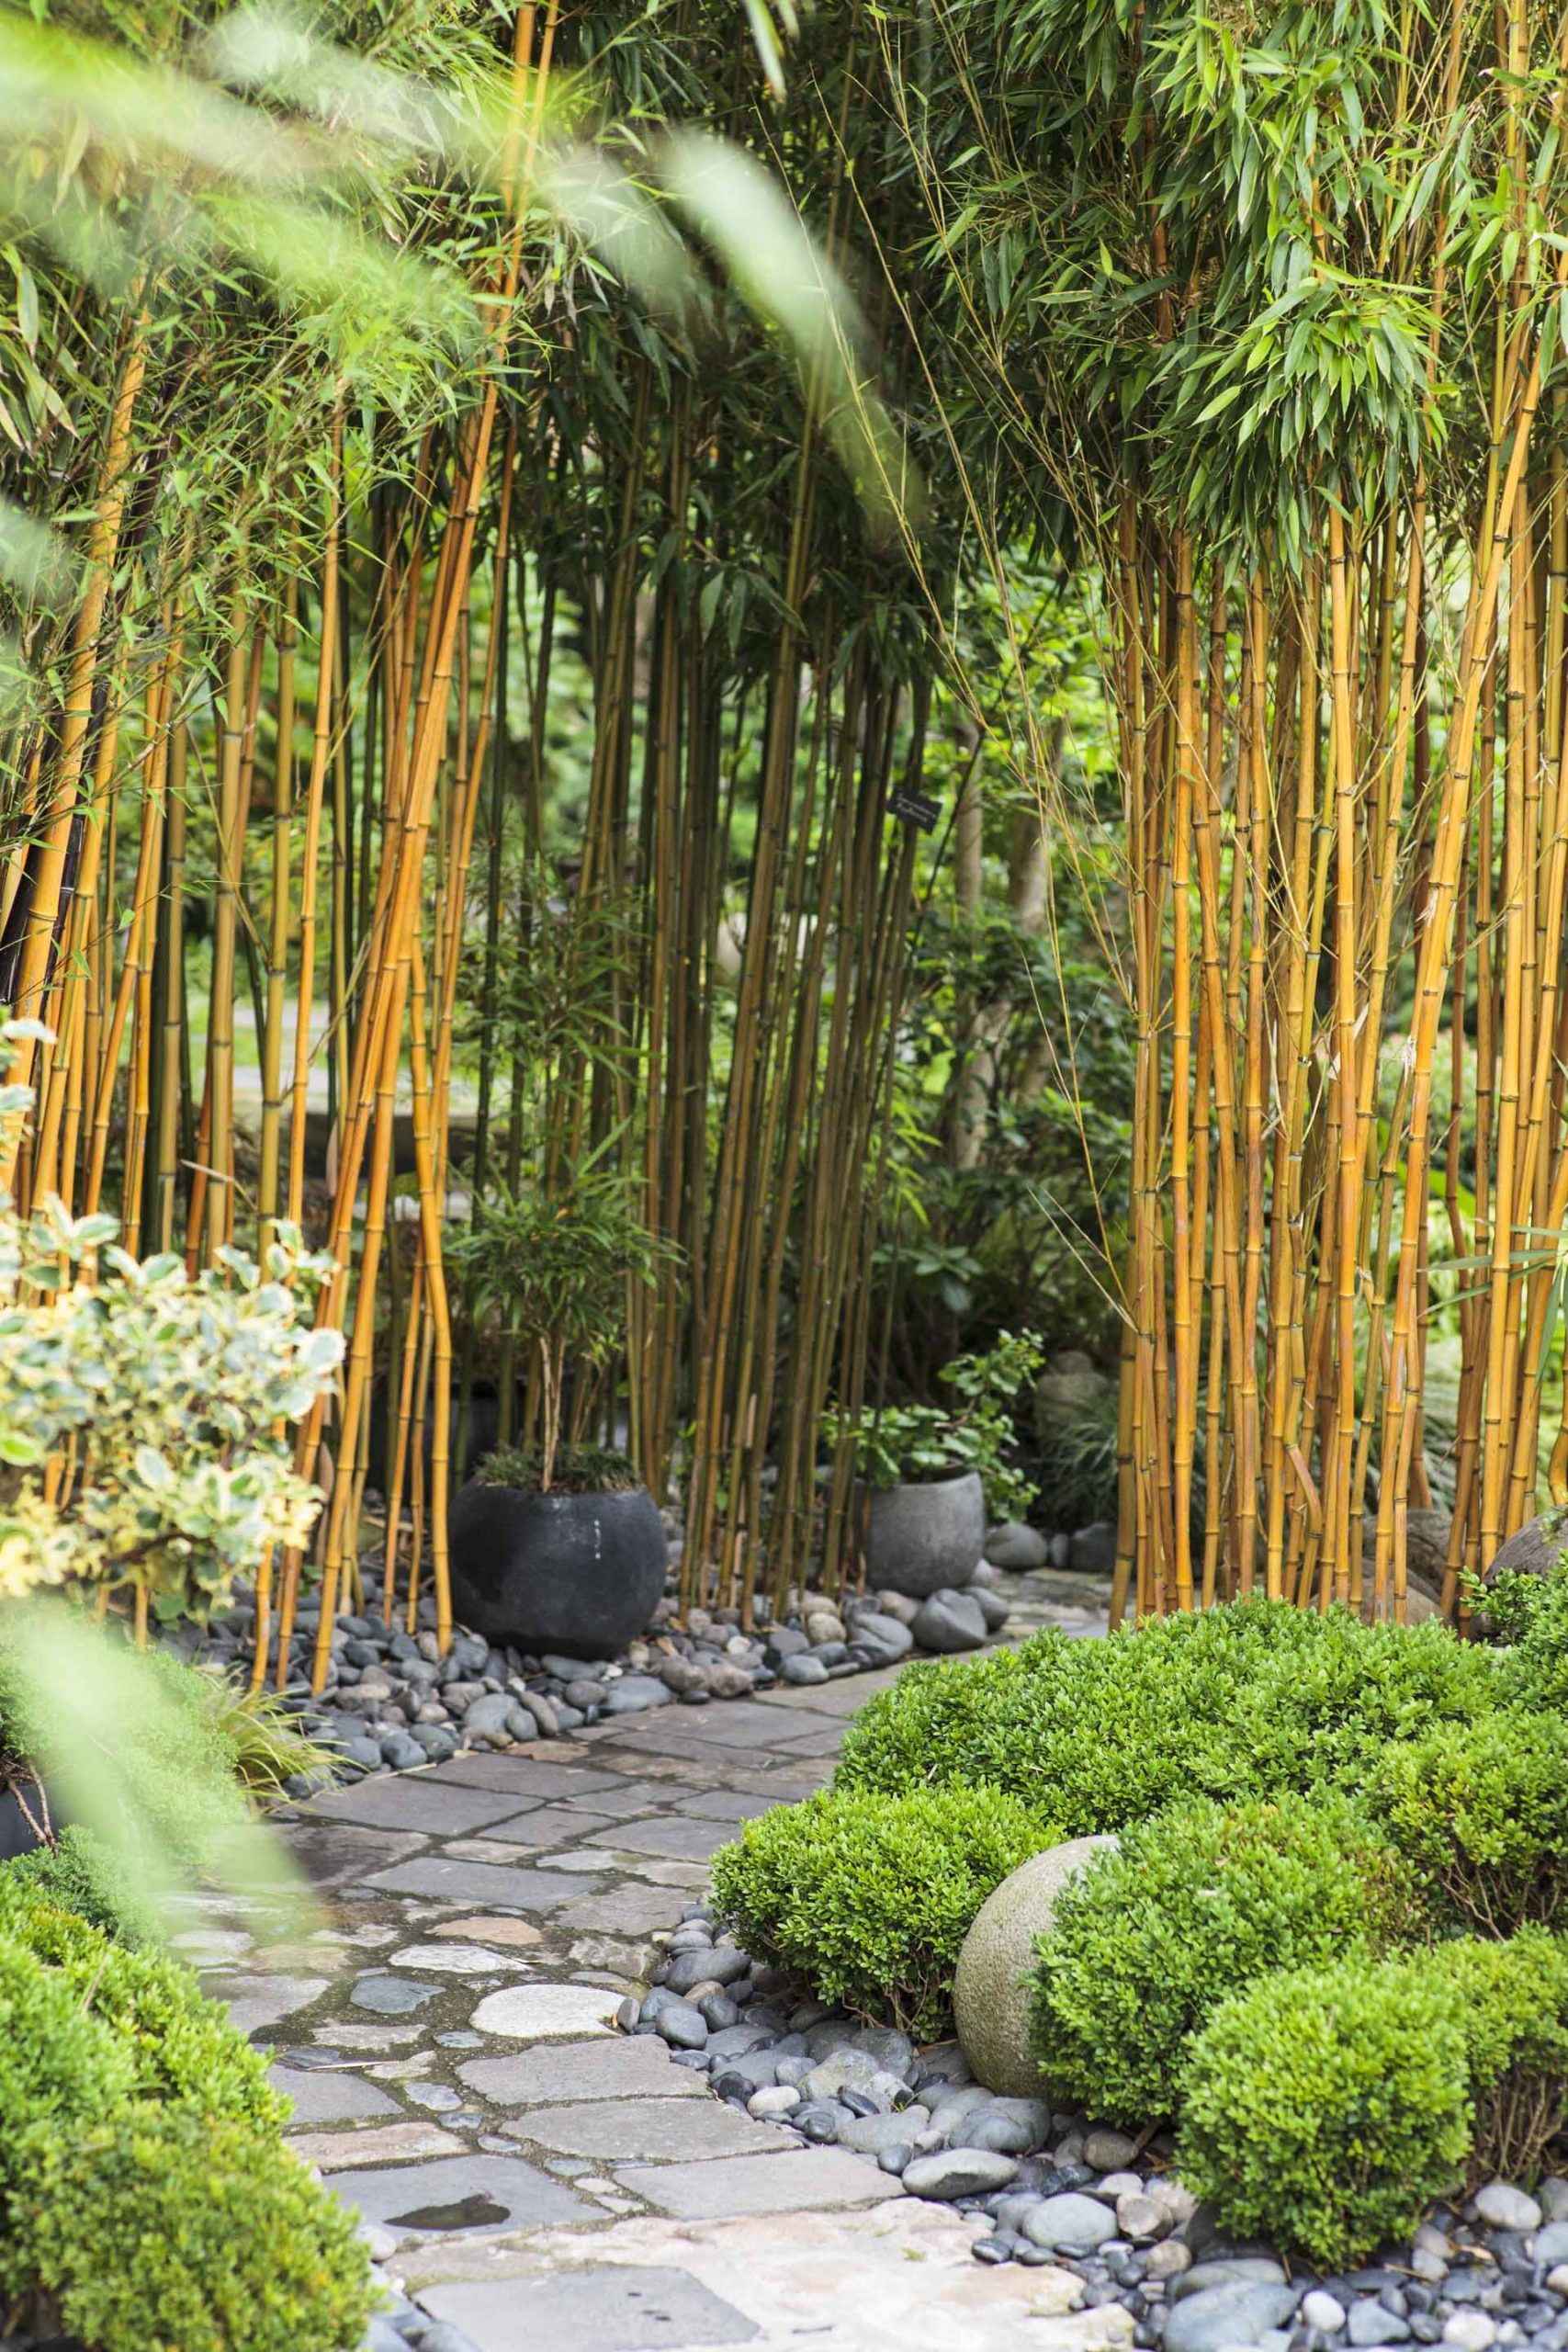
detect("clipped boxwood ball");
top-left (1177, 1952), bottom-right (1472, 2270)
top-left (1364, 1713), bottom-right (1568, 1935)
top-left (711, 1782), bottom-right (1053, 2040)
top-left (1027, 1792), bottom-right (1425, 2124)
top-left (954, 1835), bottom-right (1118, 2096)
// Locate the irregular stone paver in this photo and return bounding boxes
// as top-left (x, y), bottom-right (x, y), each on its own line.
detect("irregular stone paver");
top-left (282, 1823), bottom-right (430, 1888)
top-left (613, 2147), bottom-right (896, 2220)
top-left (513, 2098), bottom-right (794, 2163)
top-left (329, 2152), bottom-right (592, 2239)
top-left (269, 2064), bottom-right (401, 2124)
top-left (389, 1942), bottom-right (534, 1975)
top-left (366, 1857), bottom-right (594, 1907)
top-left (473, 1804), bottom-right (619, 1846)
top-left (671, 1789), bottom-right (777, 1822)
top-left (581, 1817), bottom-right (737, 1861)
top-left (436, 1757), bottom-right (630, 1799)
top-left (310, 1779), bottom-right (542, 1836)
top-left (437, 1915), bottom-right (544, 1949)
top-left (553, 1884), bottom-right (693, 1935)
top-left (411, 2203), bottom-right (1121, 2352)
top-left (291, 2120), bottom-right (467, 2168)
top-left (457, 2037), bottom-right (709, 2105)
top-left (419, 2263), bottom-right (760, 2350)
top-left (215, 1973), bottom-right (332, 2036)
top-left (470, 1983), bottom-right (624, 2038)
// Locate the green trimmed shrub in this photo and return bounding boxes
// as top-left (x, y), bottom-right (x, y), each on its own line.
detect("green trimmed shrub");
top-left (0, 1932), bottom-right (134, 2210)
top-left (6, 2105), bottom-right (374, 2352)
top-left (0, 1883), bottom-right (285, 2131)
top-left (711, 1783), bottom-right (1053, 2037)
top-left (1492, 1559), bottom-right (1568, 1713)
top-left (1429, 1931), bottom-right (1568, 2182)
top-left (1228, 1614), bottom-right (1500, 1800)
top-left (1365, 1713), bottom-right (1568, 1934)
top-left (2, 1826), bottom-right (161, 1945)
top-left (1177, 1953), bottom-right (1472, 2269)
top-left (1028, 1792), bottom-right (1427, 2123)
top-left (836, 1599), bottom-right (1495, 1835)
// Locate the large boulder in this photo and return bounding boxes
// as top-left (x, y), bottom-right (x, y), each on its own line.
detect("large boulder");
top-left (985, 1521), bottom-right (1050, 1571)
top-left (1359, 1506), bottom-right (1452, 1602)
top-left (1484, 1506), bottom-right (1568, 1588)
top-left (953, 1835), bottom-right (1118, 2097)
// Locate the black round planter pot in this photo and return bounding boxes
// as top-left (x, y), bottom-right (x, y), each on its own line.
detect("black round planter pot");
top-left (448, 1479), bottom-right (666, 1659)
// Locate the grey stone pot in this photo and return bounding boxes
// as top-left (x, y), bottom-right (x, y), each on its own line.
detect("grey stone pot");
top-left (860, 1469), bottom-right (986, 1599)
top-left (448, 1480), bottom-right (666, 1658)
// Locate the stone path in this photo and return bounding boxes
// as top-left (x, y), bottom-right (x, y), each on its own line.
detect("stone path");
top-left (197, 1572), bottom-right (1115, 2352)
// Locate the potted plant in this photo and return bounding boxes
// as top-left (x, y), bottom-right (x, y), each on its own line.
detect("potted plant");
top-left (446, 1176), bottom-right (673, 1656)
top-left (847, 1330), bottom-right (1044, 1597)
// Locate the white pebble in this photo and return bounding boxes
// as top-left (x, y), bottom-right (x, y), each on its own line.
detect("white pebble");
top-left (1547, 2267), bottom-right (1568, 2297)
top-left (748, 2086), bottom-right (801, 2119)
top-left (1443, 2313), bottom-right (1498, 2352)
top-left (1472, 2181), bottom-right (1542, 2233)
top-left (1303, 2292), bottom-right (1348, 2335)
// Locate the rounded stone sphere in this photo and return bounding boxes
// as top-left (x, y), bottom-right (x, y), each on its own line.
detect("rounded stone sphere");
top-left (953, 1834), bottom-right (1118, 2097)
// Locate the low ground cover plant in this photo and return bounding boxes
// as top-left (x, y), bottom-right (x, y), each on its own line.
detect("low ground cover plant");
top-left (1027, 1792), bottom-right (1427, 2122)
top-left (0, 1878), bottom-right (372, 2352)
top-left (710, 1781), bottom-right (1054, 2037)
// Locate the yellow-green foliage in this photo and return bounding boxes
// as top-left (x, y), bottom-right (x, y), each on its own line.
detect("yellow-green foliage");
top-left (1177, 1954), bottom-right (1472, 2269)
top-left (11, 2107), bottom-right (374, 2352)
top-left (0, 1881), bottom-right (371, 2352)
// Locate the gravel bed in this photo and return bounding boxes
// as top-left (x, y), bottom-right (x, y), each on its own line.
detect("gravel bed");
top-left (170, 1512), bottom-right (1024, 1789)
top-left (626, 1908), bottom-right (1568, 2352)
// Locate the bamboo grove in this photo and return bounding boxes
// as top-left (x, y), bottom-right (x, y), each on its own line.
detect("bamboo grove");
top-left (12, 0), bottom-right (1568, 1650)
top-left (0, 0), bottom-right (954, 1676)
top-left (871, 0), bottom-right (1568, 1617)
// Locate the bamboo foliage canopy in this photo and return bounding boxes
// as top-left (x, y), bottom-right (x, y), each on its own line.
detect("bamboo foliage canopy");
top-left (864, 0), bottom-right (1568, 1616)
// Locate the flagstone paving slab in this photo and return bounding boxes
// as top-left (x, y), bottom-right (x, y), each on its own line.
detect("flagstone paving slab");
top-left (408, 2205), bottom-right (1121, 2352)
top-left (470, 1983), bottom-right (624, 2038)
top-left (436, 1915), bottom-right (545, 1949)
top-left (329, 2153), bottom-right (592, 2241)
top-left (269, 2064), bottom-right (403, 2123)
top-left (509, 2098), bottom-right (795, 2164)
top-left (389, 1941), bottom-right (535, 1975)
top-left (552, 1883), bottom-right (699, 1934)
top-left (310, 1778), bottom-right (540, 1836)
top-left (366, 1857), bottom-right (595, 1908)
top-left (435, 1756), bottom-right (632, 1799)
top-left (612, 2148), bottom-right (896, 2220)
top-left (283, 1823), bottom-right (431, 1888)
top-left (294, 2120), bottom-right (467, 2168)
top-left (217, 1972), bottom-right (332, 2036)
top-left (457, 2036), bottom-right (710, 2106)
top-left (472, 1804), bottom-right (622, 1846)
top-left (580, 1817), bottom-right (737, 1862)
top-left (419, 2263), bottom-right (760, 2351)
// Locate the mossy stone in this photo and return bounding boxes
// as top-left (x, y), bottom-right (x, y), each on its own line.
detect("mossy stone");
top-left (953, 1835), bottom-right (1117, 2096)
